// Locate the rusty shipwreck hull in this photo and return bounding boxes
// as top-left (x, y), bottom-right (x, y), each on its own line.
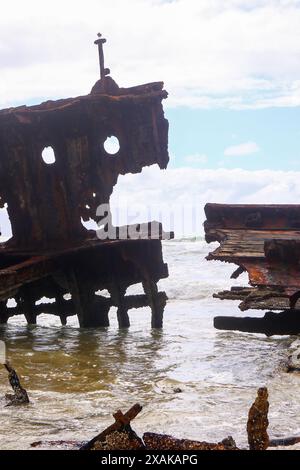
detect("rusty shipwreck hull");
top-left (204, 203), bottom-right (300, 335)
top-left (0, 230), bottom-right (170, 327)
top-left (0, 36), bottom-right (171, 328)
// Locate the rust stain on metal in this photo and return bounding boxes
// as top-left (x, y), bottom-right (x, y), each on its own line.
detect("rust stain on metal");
top-left (204, 203), bottom-right (300, 335)
top-left (0, 35), bottom-right (172, 327)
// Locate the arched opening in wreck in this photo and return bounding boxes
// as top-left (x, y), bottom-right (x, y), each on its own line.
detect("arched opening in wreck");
top-left (95, 289), bottom-right (110, 298)
top-left (125, 283), bottom-right (144, 296)
top-left (35, 297), bottom-right (56, 305)
top-left (128, 306), bottom-right (151, 326)
top-left (109, 165), bottom-right (168, 229)
top-left (6, 298), bottom-right (17, 308)
top-left (0, 203), bottom-right (12, 242)
top-left (103, 136), bottom-right (120, 156)
top-left (42, 146), bottom-right (56, 165)
top-left (81, 216), bottom-right (99, 231)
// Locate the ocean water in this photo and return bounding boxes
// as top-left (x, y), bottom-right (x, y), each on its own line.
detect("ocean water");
top-left (0, 239), bottom-right (300, 450)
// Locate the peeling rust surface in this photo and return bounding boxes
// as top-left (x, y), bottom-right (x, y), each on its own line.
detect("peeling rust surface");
top-left (0, 37), bottom-right (171, 328)
top-left (204, 203), bottom-right (300, 333)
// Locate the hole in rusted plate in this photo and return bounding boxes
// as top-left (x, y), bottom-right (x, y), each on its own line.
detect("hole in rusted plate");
top-left (103, 136), bottom-right (120, 156)
top-left (42, 146), bottom-right (56, 164)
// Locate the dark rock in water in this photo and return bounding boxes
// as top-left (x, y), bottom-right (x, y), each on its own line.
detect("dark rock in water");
top-left (247, 387), bottom-right (269, 450)
top-left (143, 433), bottom-right (238, 450)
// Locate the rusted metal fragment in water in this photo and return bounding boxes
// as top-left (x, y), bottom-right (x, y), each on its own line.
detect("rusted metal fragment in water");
top-left (143, 433), bottom-right (238, 450)
top-left (214, 310), bottom-right (300, 336)
top-left (3, 362), bottom-right (30, 406)
top-left (80, 404), bottom-right (144, 450)
top-left (247, 387), bottom-right (269, 450)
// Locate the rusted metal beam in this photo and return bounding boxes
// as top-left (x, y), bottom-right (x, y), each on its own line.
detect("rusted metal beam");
top-left (214, 310), bottom-right (300, 336)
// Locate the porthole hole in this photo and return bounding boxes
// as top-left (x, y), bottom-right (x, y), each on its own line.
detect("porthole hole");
top-left (103, 136), bottom-right (120, 156)
top-left (42, 146), bottom-right (56, 165)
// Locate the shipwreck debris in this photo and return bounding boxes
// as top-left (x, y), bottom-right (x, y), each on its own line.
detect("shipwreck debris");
top-left (3, 362), bottom-right (29, 406)
top-left (0, 35), bottom-right (172, 328)
top-left (80, 404), bottom-right (144, 450)
top-left (246, 387), bottom-right (269, 450)
top-left (143, 433), bottom-right (237, 451)
top-left (204, 203), bottom-right (300, 335)
top-left (214, 309), bottom-right (300, 337)
top-left (79, 403), bottom-right (238, 451)
top-left (269, 436), bottom-right (300, 447)
top-left (29, 387), bottom-right (300, 450)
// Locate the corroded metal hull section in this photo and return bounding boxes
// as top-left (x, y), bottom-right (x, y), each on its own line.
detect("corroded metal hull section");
top-left (0, 234), bottom-right (169, 327)
top-left (204, 203), bottom-right (300, 335)
top-left (0, 83), bottom-right (169, 249)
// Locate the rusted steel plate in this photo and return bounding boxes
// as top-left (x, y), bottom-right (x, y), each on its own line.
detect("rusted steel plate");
top-left (213, 287), bottom-right (293, 311)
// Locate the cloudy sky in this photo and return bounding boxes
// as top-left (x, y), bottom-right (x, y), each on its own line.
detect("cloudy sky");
top-left (1, 0), bottom-right (300, 236)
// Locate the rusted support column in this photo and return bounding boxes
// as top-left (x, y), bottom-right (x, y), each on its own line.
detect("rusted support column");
top-left (142, 280), bottom-right (166, 328)
top-left (69, 271), bottom-right (110, 328)
top-left (109, 283), bottom-right (130, 328)
top-left (60, 315), bottom-right (67, 326)
top-left (0, 301), bottom-right (8, 324)
top-left (17, 292), bottom-right (37, 325)
top-left (55, 295), bottom-right (68, 326)
top-left (23, 311), bottom-right (37, 325)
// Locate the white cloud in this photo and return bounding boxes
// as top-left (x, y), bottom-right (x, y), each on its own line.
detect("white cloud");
top-left (1, 1), bottom-right (300, 109)
top-left (224, 141), bottom-right (260, 156)
top-left (110, 164), bottom-right (300, 236)
top-left (184, 153), bottom-right (208, 165)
